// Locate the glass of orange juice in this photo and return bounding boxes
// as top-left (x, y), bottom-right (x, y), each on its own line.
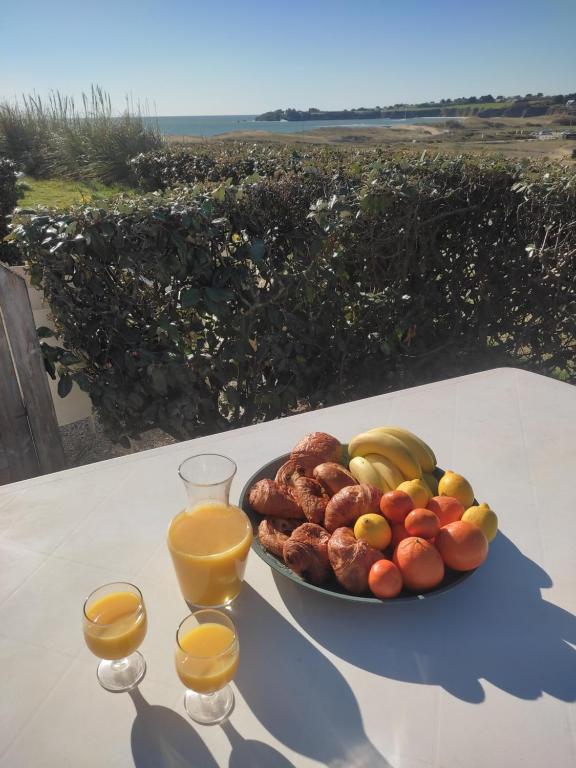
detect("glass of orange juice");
top-left (83, 582), bottom-right (147, 692)
top-left (175, 609), bottom-right (239, 724)
top-left (168, 454), bottom-right (253, 608)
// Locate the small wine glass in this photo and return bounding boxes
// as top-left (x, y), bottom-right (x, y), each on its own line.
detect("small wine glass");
top-left (175, 609), bottom-right (239, 724)
top-left (83, 582), bottom-right (147, 693)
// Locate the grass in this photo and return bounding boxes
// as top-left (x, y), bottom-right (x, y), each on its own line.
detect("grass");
top-left (0, 86), bottom-right (162, 183)
top-left (17, 176), bottom-right (128, 209)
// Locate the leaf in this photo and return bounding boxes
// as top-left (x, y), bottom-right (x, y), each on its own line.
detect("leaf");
top-left (249, 240), bottom-right (266, 263)
top-left (37, 326), bottom-right (55, 339)
top-left (59, 351), bottom-right (81, 365)
top-left (206, 287), bottom-right (233, 303)
top-left (180, 288), bottom-right (201, 308)
top-left (57, 374), bottom-right (73, 398)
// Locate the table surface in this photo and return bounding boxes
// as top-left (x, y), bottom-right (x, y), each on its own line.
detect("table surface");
top-left (0, 367), bottom-right (574, 768)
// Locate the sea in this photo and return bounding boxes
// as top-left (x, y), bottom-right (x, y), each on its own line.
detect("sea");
top-left (145, 114), bottom-right (446, 137)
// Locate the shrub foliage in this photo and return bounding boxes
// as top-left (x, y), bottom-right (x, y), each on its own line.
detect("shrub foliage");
top-left (0, 157), bottom-right (19, 264)
top-left (11, 149), bottom-right (576, 443)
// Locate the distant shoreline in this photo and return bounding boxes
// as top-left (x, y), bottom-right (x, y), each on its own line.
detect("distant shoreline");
top-left (165, 116), bottom-right (576, 164)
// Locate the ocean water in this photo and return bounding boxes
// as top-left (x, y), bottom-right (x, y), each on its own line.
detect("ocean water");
top-left (145, 114), bottom-right (445, 137)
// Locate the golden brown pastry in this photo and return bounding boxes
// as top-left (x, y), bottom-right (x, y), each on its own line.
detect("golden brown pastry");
top-left (283, 523), bottom-right (331, 585)
top-left (324, 484), bottom-right (383, 533)
top-left (327, 527), bottom-right (383, 594)
top-left (289, 432), bottom-right (341, 473)
top-left (284, 465), bottom-right (330, 524)
top-left (275, 458), bottom-right (310, 485)
top-left (313, 462), bottom-right (356, 496)
top-left (248, 479), bottom-right (304, 519)
top-left (258, 518), bottom-right (300, 558)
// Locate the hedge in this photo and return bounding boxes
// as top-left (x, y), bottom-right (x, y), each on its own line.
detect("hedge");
top-left (0, 157), bottom-right (18, 264)
top-left (129, 144), bottom-right (350, 191)
top-left (11, 151), bottom-right (576, 444)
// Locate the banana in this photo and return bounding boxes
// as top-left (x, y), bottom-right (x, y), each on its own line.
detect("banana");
top-left (366, 426), bottom-right (436, 473)
top-left (363, 453), bottom-right (404, 490)
top-left (348, 456), bottom-right (391, 492)
top-left (348, 431), bottom-right (422, 480)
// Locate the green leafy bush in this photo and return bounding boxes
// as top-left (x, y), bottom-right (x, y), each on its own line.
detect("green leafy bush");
top-left (130, 144), bottom-right (346, 190)
top-left (0, 157), bottom-right (19, 264)
top-left (11, 151), bottom-right (575, 444)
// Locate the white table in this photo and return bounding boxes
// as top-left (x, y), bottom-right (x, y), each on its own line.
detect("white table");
top-left (0, 367), bottom-right (574, 768)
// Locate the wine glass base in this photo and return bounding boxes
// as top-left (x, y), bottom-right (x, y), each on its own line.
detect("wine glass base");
top-left (184, 685), bottom-right (235, 725)
top-left (97, 651), bottom-right (146, 693)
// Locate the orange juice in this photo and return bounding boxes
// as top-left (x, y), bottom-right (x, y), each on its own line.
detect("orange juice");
top-left (83, 591), bottom-right (147, 660)
top-left (168, 502), bottom-right (253, 607)
top-left (175, 623), bottom-right (238, 693)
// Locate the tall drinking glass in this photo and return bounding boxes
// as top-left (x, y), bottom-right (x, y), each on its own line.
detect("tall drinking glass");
top-left (83, 582), bottom-right (147, 692)
top-left (175, 609), bottom-right (239, 724)
top-left (167, 454), bottom-right (253, 608)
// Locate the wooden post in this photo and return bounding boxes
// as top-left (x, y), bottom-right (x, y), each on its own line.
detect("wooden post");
top-left (0, 311), bottom-right (40, 482)
top-left (0, 264), bottom-right (66, 476)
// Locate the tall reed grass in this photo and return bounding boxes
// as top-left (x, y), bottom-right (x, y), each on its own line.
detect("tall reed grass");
top-left (0, 86), bottom-right (162, 184)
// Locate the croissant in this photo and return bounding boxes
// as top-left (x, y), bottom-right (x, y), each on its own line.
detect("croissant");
top-left (275, 458), bottom-right (311, 486)
top-left (248, 479), bottom-right (304, 519)
top-left (283, 523), bottom-right (331, 585)
top-left (313, 462), bottom-right (356, 496)
top-left (282, 466), bottom-right (329, 524)
top-left (258, 517), bottom-right (300, 558)
top-left (290, 432), bottom-right (342, 473)
top-left (328, 527), bottom-right (382, 594)
top-left (324, 484), bottom-right (383, 533)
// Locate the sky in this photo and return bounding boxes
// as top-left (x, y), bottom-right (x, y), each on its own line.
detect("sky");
top-left (1, 0), bottom-right (575, 116)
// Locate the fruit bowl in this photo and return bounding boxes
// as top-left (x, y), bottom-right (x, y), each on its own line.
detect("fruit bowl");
top-left (239, 454), bottom-right (478, 604)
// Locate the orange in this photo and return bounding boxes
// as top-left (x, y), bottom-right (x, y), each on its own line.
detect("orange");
top-left (427, 496), bottom-right (464, 527)
top-left (379, 490), bottom-right (413, 524)
top-left (404, 508), bottom-right (440, 540)
top-left (393, 537), bottom-right (444, 591)
top-left (391, 523), bottom-right (411, 549)
top-left (368, 559), bottom-right (403, 599)
top-left (435, 520), bottom-right (488, 571)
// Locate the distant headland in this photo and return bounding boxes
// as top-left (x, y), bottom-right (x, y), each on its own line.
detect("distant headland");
top-left (256, 92), bottom-right (576, 122)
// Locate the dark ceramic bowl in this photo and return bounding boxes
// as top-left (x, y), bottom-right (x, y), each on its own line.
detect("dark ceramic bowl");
top-left (239, 454), bottom-right (477, 604)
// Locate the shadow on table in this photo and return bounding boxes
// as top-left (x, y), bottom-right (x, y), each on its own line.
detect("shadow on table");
top-left (230, 583), bottom-right (393, 768)
top-left (222, 721), bottom-right (296, 768)
top-left (275, 532), bottom-right (576, 704)
top-left (129, 688), bottom-right (217, 768)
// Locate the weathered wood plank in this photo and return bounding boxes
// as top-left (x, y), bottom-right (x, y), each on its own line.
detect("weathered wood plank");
top-left (0, 264), bottom-right (66, 475)
top-left (0, 309), bottom-right (40, 483)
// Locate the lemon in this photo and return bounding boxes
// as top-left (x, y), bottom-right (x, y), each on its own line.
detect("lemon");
top-left (423, 472), bottom-right (439, 496)
top-left (396, 479), bottom-right (431, 509)
top-left (354, 513), bottom-right (391, 550)
top-left (462, 502), bottom-right (498, 542)
top-left (438, 470), bottom-right (474, 509)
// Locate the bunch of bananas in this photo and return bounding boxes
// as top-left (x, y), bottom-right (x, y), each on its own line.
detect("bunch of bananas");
top-left (348, 427), bottom-right (437, 493)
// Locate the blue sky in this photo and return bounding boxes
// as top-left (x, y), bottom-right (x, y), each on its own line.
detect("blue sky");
top-left (1, 0), bottom-right (575, 115)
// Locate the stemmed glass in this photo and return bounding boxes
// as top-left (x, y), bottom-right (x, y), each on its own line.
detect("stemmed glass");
top-left (175, 609), bottom-right (239, 724)
top-left (83, 582), bottom-right (147, 692)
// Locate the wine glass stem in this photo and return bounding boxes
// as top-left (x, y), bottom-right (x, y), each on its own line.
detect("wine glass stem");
top-left (200, 692), bottom-right (216, 716)
top-left (111, 657), bottom-right (128, 671)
